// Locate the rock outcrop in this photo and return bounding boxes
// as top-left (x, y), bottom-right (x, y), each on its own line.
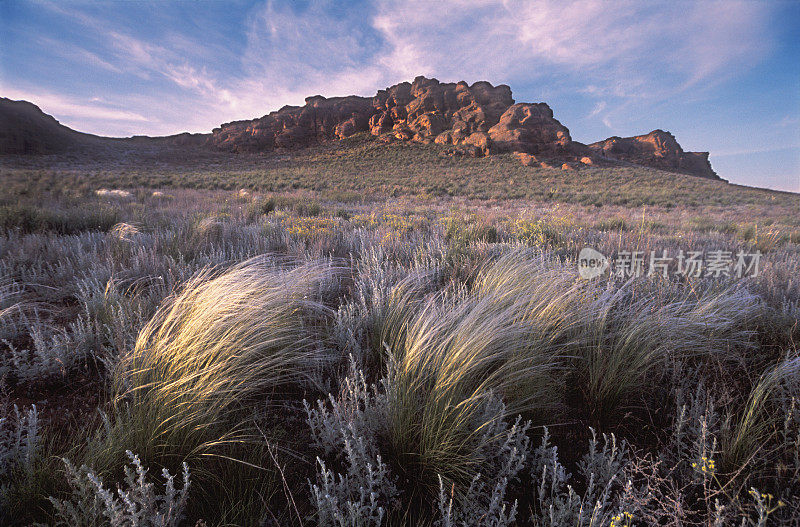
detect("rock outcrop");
top-left (371, 77), bottom-right (514, 149)
top-left (207, 76), bottom-right (572, 159)
top-left (210, 95), bottom-right (375, 152)
top-left (486, 103), bottom-right (571, 155)
top-left (588, 130), bottom-right (717, 179)
top-left (206, 76), bottom-right (717, 179)
top-left (513, 152), bottom-right (537, 166)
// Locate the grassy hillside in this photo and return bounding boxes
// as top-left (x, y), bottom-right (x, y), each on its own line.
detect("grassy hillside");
top-left (3, 134), bottom-right (797, 208)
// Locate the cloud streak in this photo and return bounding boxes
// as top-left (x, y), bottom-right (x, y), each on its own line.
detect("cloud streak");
top-left (1, 86), bottom-right (148, 123)
top-left (2, 1), bottom-right (783, 141)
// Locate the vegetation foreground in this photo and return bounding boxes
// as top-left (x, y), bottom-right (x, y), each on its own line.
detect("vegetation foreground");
top-left (0, 148), bottom-right (799, 526)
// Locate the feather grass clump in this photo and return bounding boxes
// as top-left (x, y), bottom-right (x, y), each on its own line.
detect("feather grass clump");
top-left (577, 282), bottom-right (760, 419)
top-left (724, 355), bottom-right (800, 472)
top-left (90, 257), bottom-right (334, 472)
top-left (109, 222), bottom-right (140, 242)
top-left (381, 251), bottom-right (570, 498)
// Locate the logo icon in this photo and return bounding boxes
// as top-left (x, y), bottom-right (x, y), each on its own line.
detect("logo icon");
top-left (578, 247), bottom-right (609, 279)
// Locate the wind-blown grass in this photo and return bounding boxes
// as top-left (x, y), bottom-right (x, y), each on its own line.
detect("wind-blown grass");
top-left (1, 186), bottom-right (798, 525)
top-left (380, 251), bottom-right (570, 500)
top-left (79, 257), bottom-right (335, 522)
top-left (576, 282), bottom-right (760, 421)
top-left (724, 355), bottom-right (800, 473)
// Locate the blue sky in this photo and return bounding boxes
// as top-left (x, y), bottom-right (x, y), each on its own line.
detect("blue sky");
top-left (1, 0), bottom-right (798, 192)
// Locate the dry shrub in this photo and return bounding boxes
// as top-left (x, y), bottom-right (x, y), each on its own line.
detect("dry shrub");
top-left (109, 222), bottom-right (140, 242)
top-left (95, 189), bottom-right (133, 200)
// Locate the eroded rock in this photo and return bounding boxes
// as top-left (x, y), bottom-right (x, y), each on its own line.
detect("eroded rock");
top-left (588, 130), bottom-right (717, 178)
top-left (513, 152), bottom-right (538, 166)
top-left (488, 103), bottom-right (572, 155)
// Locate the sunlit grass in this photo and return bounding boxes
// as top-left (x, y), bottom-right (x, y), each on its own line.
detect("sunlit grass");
top-left (75, 257), bottom-right (334, 522)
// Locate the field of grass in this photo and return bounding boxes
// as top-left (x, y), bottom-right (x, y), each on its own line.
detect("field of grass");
top-left (0, 142), bottom-right (799, 526)
top-left (4, 134), bottom-right (800, 209)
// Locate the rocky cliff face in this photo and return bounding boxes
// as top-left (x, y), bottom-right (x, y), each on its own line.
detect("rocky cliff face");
top-left (210, 95), bottom-right (375, 152)
top-left (588, 130), bottom-right (717, 179)
top-left (206, 76), bottom-right (716, 178)
top-left (486, 103), bottom-right (571, 155)
top-left (208, 76), bottom-right (571, 158)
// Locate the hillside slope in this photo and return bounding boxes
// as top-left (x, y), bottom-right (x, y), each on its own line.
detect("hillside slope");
top-left (0, 98), bottom-right (208, 155)
top-left (2, 77), bottom-right (719, 179)
top-left (0, 97), bottom-right (99, 154)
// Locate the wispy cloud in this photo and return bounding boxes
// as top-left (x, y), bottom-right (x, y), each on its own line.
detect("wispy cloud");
top-left (5, 0), bottom-right (779, 139)
top-left (34, 36), bottom-right (123, 74)
top-left (588, 101), bottom-right (607, 119)
top-left (365, 1), bottom-right (770, 95)
top-left (1, 86), bottom-right (148, 123)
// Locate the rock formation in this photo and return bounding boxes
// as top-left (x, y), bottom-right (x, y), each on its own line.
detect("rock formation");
top-left (210, 95), bottom-right (374, 152)
top-left (1, 77), bottom-right (721, 180)
top-left (205, 76), bottom-right (716, 178)
top-left (587, 130), bottom-right (717, 178)
top-left (207, 76), bottom-right (571, 159)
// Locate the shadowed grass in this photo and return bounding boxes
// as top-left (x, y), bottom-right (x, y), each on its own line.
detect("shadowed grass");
top-left (723, 356), bottom-right (800, 473)
top-left (578, 283), bottom-right (760, 421)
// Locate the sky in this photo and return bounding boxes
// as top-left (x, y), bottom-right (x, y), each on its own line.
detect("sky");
top-left (1, 0), bottom-right (799, 192)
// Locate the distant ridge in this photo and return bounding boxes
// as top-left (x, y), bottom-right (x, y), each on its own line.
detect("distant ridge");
top-left (0, 97), bottom-right (98, 154)
top-left (0, 97), bottom-right (207, 154)
top-left (1, 77), bottom-right (718, 179)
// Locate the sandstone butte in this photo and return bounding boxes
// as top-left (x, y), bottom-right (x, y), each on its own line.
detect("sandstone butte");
top-left (1, 76), bottom-right (719, 179)
top-left (208, 76), bottom-right (718, 178)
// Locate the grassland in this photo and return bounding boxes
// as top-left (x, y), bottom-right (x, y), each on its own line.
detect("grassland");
top-left (0, 139), bottom-right (798, 526)
top-left (4, 134), bottom-right (799, 208)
